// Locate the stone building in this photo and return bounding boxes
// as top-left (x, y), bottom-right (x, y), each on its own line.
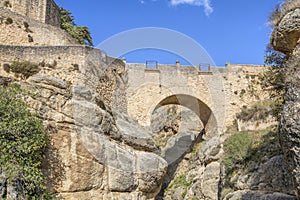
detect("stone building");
top-left (0, 0), bottom-right (60, 26)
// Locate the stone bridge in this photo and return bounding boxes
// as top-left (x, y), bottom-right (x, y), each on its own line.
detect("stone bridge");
top-left (126, 62), bottom-right (227, 138)
top-left (125, 62), bottom-right (266, 135)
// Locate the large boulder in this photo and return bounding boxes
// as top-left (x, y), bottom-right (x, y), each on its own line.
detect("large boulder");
top-left (272, 8), bottom-right (300, 54)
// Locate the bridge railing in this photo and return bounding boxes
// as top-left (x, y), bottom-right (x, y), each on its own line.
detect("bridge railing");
top-left (144, 60), bottom-right (211, 72)
top-left (198, 63), bottom-right (211, 71)
top-left (146, 60), bottom-right (158, 69)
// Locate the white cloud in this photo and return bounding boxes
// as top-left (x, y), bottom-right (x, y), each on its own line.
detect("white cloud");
top-left (170, 0), bottom-right (213, 16)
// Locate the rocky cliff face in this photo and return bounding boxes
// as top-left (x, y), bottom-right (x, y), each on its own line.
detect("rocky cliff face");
top-left (149, 105), bottom-right (223, 200)
top-left (271, 1), bottom-right (300, 197)
top-left (221, 126), bottom-right (296, 200)
top-left (0, 47), bottom-right (168, 199)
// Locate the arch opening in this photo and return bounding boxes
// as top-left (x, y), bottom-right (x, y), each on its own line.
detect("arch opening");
top-left (151, 94), bottom-right (217, 200)
top-left (152, 94), bottom-right (215, 129)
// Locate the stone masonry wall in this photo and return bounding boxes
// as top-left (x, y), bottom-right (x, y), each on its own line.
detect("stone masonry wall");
top-left (0, 45), bottom-right (102, 86)
top-left (0, 0), bottom-right (60, 27)
top-left (45, 0), bottom-right (61, 27)
top-left (126, 63), bottom-right (212, 127)
top-left (0, 45), bottom-right (99, 69)
top-left (126, 62), bottom-right (268, 132)
top-left (220, 63), bottom-right (269, 130)
top-left (0, 8), bottom-right (76, 46)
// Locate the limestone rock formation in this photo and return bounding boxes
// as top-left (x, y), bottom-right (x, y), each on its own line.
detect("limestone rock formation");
top-left (279, 50), bottom-right (300, 197)
top-left (224, 155), bottom-right (295, 200)
top-left (272, 8), bottom-right (300, 54)
top-left (224, 190), bottom-right (296, 200)
top-left (150, 105), bottom-right (224, 200)
top-left (0, 46), bottom-right (168, 199)
top-left (271, 1), bottom-right (300, 197)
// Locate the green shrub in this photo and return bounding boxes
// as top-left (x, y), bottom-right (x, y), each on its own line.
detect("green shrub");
top-left (191, 141), bottom-right (202, 155)
top-left (10, 61), bottom-right (40, 79)
top-left (223, 131), bottom-right (252, 173)
top-left (236, 100), bottom-right (275, 122)
top-left (258, 44), bottom-right (288, 120)
top-left (223, 126), bottom-right (280, 175)
top-left (0, 84), bottom-right (49, 199)
top-left (166, 174), bottom-right (193, 198)
top-left (171, 174), bottom-right (191, 189)
top-left (222, 125), bottom-right (282, 196)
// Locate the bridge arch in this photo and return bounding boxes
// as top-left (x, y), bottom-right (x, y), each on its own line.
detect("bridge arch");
top-left (126, 82), bottom-right (216, 131)
top-left (151, 94), bottom-right (218, 199)
top-left (152, 94), bottom-right (216, 130)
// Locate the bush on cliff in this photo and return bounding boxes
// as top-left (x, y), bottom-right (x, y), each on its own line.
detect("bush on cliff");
top-left (0, 84), bottom-right (50, 199)
top-left (223, 126), bottom-right (281, 176)
top-left (10, 61), bottom-right (40, 79)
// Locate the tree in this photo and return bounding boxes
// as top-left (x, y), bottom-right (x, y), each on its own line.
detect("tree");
top-left (256, 2), bottom-right (292, 120)
top-left (261, 44), bottom-right (288, 96)
top-left (60, 7), bottom-right (93, 46)
top-left (0, 84), bottom-right (49, 199)
top-left (258, 44), bottom-right (288, 120)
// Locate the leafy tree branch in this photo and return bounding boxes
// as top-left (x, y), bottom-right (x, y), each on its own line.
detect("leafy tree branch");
top-left (60, 7), bottom-right (93, 46)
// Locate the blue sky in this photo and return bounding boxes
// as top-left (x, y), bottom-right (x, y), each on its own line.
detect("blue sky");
top-left (55, 0), bottom-right (282, 66)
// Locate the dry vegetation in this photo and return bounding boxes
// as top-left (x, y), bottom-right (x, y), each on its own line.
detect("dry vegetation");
top-left (269, 0), bottom-right (300, 26)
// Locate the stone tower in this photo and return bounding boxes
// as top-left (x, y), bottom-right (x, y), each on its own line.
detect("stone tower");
top-left (0, 0), bottom-right (60, 27)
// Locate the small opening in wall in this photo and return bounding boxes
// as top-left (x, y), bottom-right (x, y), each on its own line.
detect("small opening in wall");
top-left (4, 1), bottom-right (11, 8)
top-left (28, 34), bottom-right (34, 43)
top-left (5, 17), bottom-right (13, 25)
top-left (199, 63), bottom-right (210, 71)
top-left (146, 60), bottom-right (158, 69)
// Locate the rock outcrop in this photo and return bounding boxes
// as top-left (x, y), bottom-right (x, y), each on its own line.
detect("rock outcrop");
top-left (271, 1), bottom-right (300, 197)
top-left (224, 190), bottom-right (296, 200)
top-left (150, 105), bottom-right (223, 200)
top-left (271, 8), bottom-right (300, 54)
top-left (0, 45), bottom-right (168, 199)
